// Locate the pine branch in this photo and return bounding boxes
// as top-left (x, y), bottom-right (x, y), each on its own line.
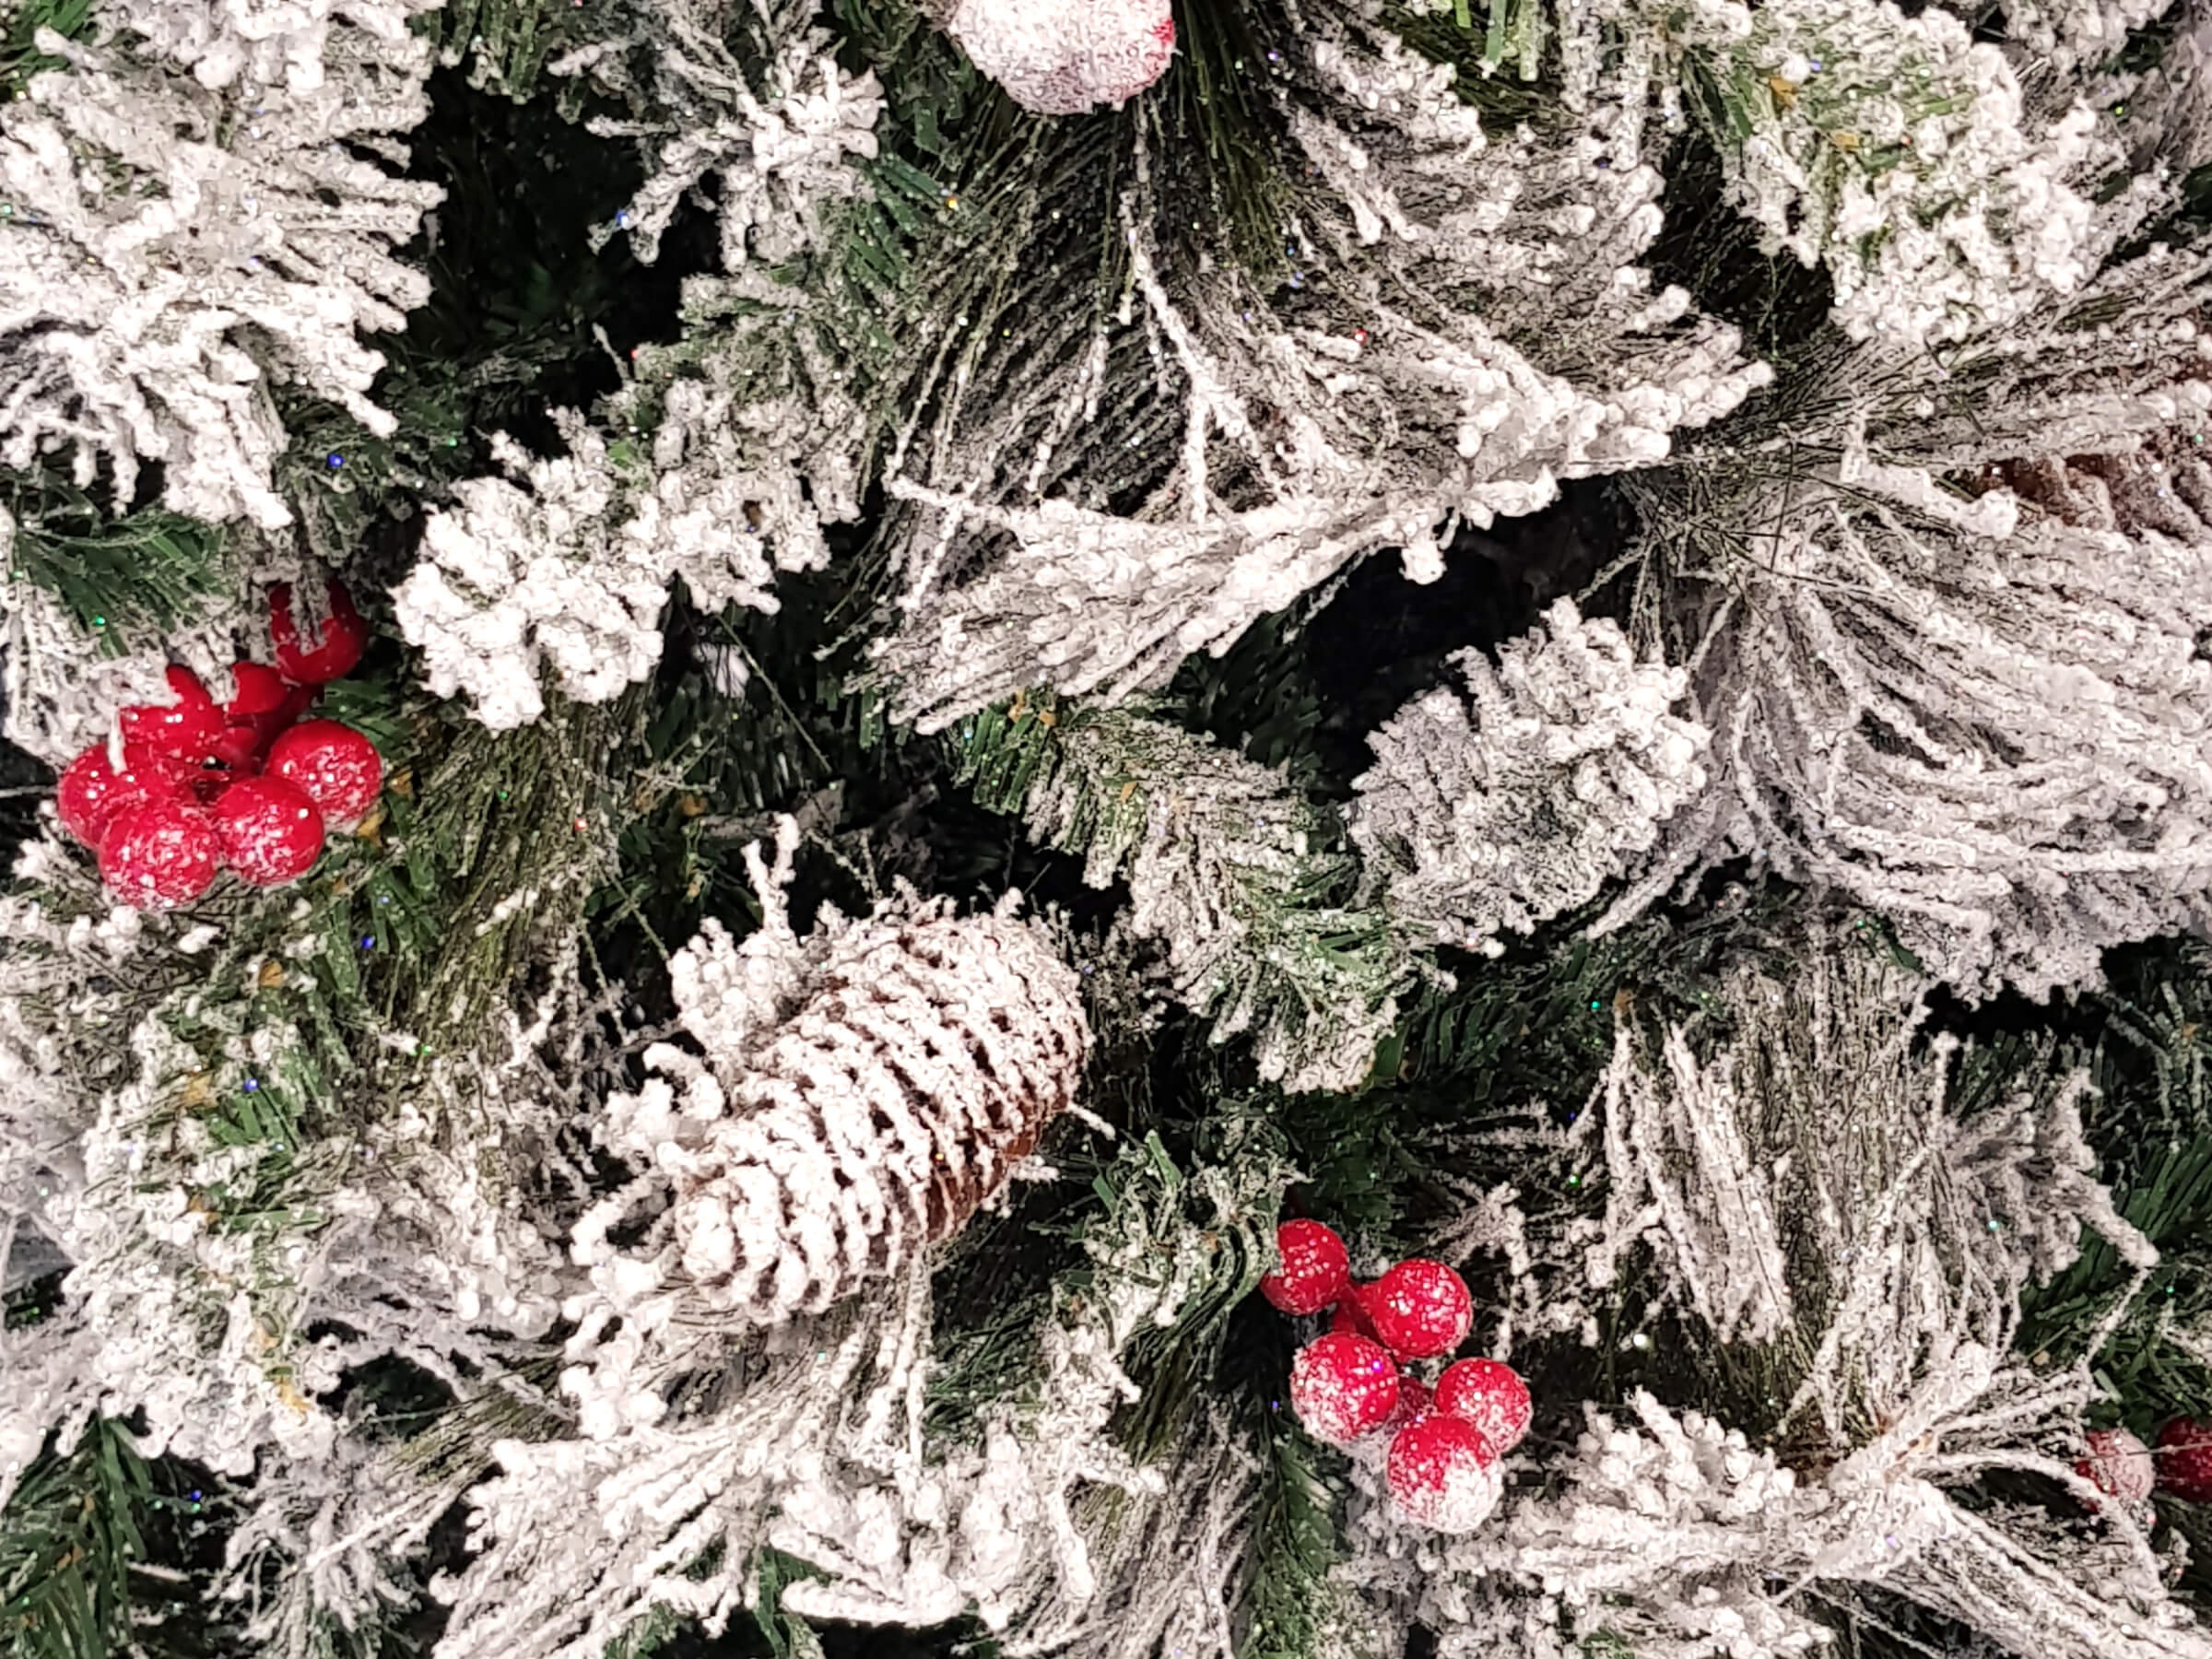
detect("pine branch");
top-left (929, 1112), bottom-right (1294, 1449)
top-left (2, 473), bottom-right (234, 657)
top-left (1164, 611), bottom-right (1333, 791)
top-left (276, 71), bottom-right (655, 561)
top-left (0, 1418), bottom-right (149, 1659)
top-left (430, 0), bottom-right (624, 104)
top-left (2017, 944), bottom-right (2212, 1412)
top-left (949, 693), bottom-right (1427, 1094)
top-left (1239, 1381), bottom-right (1350, 1659)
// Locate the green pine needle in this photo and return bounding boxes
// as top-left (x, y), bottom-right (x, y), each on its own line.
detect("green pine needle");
top-left (0, 0), bottom-right (91, 101)
top-left (3, 475), bottom-right (233, 656)
top-left (0, 1419), bottom-right (151, 1659)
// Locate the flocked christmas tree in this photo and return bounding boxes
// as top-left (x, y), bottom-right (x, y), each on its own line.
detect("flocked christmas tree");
top-left (7, 0), bottom-right (2212, 1654)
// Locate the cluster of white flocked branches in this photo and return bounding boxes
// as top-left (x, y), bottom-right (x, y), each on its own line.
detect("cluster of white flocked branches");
top-left (0, 0), bottom-right (444, 765)
top-left (1333, 933), bottom-right (2194, 1659)
top-left (373, 0), bottom-right (2212, 1012)
top-left (0, 804), bottom-right (1291, 1659)
top-left (7, 0), bottom-right (2212, 1653)
top-left (0, 0), bottom-right (444, 527)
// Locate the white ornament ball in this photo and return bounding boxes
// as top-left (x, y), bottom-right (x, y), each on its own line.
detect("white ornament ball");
top-left (1385, 1413), bottom-right (1502, 1534)
top-left (941, 0), bottom-right (1175, 115)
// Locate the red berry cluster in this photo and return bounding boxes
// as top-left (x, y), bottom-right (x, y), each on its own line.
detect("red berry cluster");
top-left (2062, 1417), bottom-right (2212, 1511)
top-left (56, 582), bottom-right (383, 910)
top-left (1264, 1218), bottom-right (1530, 1534)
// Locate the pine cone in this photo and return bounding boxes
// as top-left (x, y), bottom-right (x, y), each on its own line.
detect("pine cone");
top-left (581, 854), bottom-right (1089, 1324)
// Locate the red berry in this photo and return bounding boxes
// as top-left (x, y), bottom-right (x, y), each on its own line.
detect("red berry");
top-left (213, 776), bottom-right (326, 886)
top-left (2158, 1418), bottom-right (2212, 1503)
top-left (226, 662), bottom-right (292, 721)
top-left (1435, 1359), bottom-right (1531, 1454)
top-left (1330, 1283), bottom-right (1381, 1342)
top-left (269, 579), bottom-right (368, 685)
top-left (55, 747), bottom-right (121, 845)
top-left (1385, 1413), bottom-right (1501, 1534)
top-left (265, 721), bottom-right (383, 825)
top-left (1261, 1218), bottom-right (1352, 1315)
top-left (1377, 1374), bottom-right (1432, 1438)
top-left (209, 727), bottom-right (265, 769)
top-left (2076, 1427), bottom-right (2153, 1505)
top-left (1368, 1259), bottom-right (1472, 1359)
top-left (59, 746), bottom-right (205, 848)
top-left (117, 665), bottom-right (226, 762)
top-left (1288, 1333), bottom-right (1399, 1446)
top-left (99, 800), bottom-right (219, 909)
top-left (56, 745), bottom-right (193, 846)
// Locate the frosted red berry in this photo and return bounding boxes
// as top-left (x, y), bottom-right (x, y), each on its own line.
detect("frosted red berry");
top-left (56, 746), bottom-right (123, 845)
top-left (99, 800), bottom-right (219, 909)
top-left (1377, 1373), bottom-right (1432, 1438)
top-left (218, 662), bottom-right (305, 761)
top-left (1261, 1218), bottom-right (1351, 1315)
top-left (225, 662), bottom-right (292, 721)
top-left (269, 579), bottom-right (369, 685)
top-left (1328, 1282), bottom-right (1382, 1342)
top-left (1386, 1412), bottom-right (1502, 1534)
top-left (265, 721), bottom-right (383, 825)
top-left (2158, 1418), bottom-right (2212, 1503)
top-left (117, 665), bottom-right (226, 762)
top-left (1288, 1333), bottom-right (1400, 1446)
top-left (214, 775), bottom-right (326, 887)
top-left (2076, 1426), bottom-right (2154, 1505)
top-left (1435, 1358), bottom-right (1532, 1454)
top-left (1367, 1259), bottom-right (1472, 1359)
top-left (57, 745), bottom-right (194, 847)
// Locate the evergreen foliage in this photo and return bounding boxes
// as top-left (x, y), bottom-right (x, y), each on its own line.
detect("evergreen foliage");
top-left (3, 0), bottom-right (2212, 1653)
top-left (0, 1416), bottom-right (226, 1659)
top-left (950, 691), bottom-right (1425, 1092)
top-left (3, 474), bottom-right (231, 656)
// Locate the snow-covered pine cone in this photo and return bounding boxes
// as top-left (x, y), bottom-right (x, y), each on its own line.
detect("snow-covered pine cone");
top-left (577, 869), bottom-right (1089, 1325)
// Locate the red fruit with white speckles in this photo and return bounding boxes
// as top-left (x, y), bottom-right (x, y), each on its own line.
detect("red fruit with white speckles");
top-left (1289, 1333), bottom-right (1399, 1447)
top-left (269, 579), bottom-right (369, 686)
top-left (99, 799), bottom-right (219, 909)
top-left (215, 662), bottom-right (308, 764)
top-left (213, 775), bottom-right (326, 886)
top-left (57, 745), bottom-right (195, 847)
top-left (1386, 1412), bottom-right (1502, 1534)
top-left (1435, 1359), bottom-right (1532, 1455)
top-left (265, 721), bottom-right (382, 825)
top-left (2158, 1418), bottom-right (2212, 1503)
top-left (2075, 1427), bottom-right (2154, 1505)
top-left (117, 665), bottom-right (226, 762)
top-left (1367, 1259), bottom-right (1472, 1360)
top-left (1261, 1218), bottom-right (1352, 1316)
top-left (1330, 1282), bottom-right (1380, 1341)
top-left (1376, 1374), bottom-right (1432, 1438)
